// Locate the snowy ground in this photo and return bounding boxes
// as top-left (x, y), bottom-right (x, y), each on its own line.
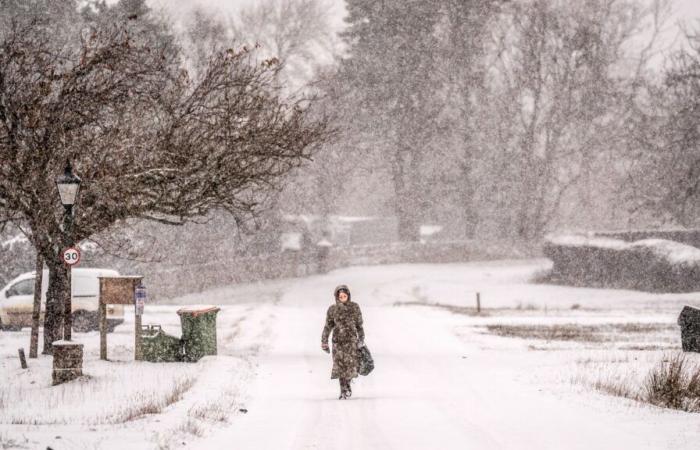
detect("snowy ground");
top-left (1, 259), bottom-right (700, 449)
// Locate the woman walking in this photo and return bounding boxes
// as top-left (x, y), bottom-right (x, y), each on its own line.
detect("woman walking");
top-left (321, 284), bottom-right (365, 399)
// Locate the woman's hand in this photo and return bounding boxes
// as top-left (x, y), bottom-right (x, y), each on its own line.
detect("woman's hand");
top-left (357, 340), bottom-right (365, 349)
top-left (321, 342), bottom-right (330, 353)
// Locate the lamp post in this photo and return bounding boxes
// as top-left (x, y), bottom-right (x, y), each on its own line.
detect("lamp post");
top-left (55, 161), bottom-right (81, 341)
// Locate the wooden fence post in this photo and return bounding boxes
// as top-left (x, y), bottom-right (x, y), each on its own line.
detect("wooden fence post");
top-left (18, 348), bottom-right (27, 369)
top-left (99, 301), bottom-right (107, 360)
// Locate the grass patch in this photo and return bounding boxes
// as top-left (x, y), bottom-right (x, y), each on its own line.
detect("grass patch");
top-left (488, 324), bottom-right (600, 342)
top-left (485, 323), bottom-right (675, 343)
top-left (515, 302), bottom-right (539, 311)
top-left (188, 399), bottom-right (233, 423)
top-left (580, 353), bottom-right (700, 413)
top-left (114, 376), bottom-right (195, 423)
top-left (394, 300), bottom-right (600, 316)
top-left (0, 432), bottom-right (28, 449)
top-left (592, 377), bottom-right (637, 399)
top-left (394, 301), bottom-right (488, 316)
top-left (643, 353), bottom-right (700, 412)
top-left (177, 418), bottom-right (205, 437)
top-left (0, 370), bottom-right (197, 426)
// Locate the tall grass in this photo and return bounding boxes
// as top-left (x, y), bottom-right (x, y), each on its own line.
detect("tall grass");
top-left (643, 353), bottom-right (700, 412)
top-left (587, 352), bottom-right (700, 413)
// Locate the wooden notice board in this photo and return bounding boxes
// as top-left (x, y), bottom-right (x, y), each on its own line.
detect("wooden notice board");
top-left (99, 276), bottom-right (143, 361)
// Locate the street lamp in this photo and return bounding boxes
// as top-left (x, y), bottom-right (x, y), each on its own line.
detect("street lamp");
top-left (56, 161), bottom-right (81, 214)
top-left (55, 160), bottom-right (81, 341)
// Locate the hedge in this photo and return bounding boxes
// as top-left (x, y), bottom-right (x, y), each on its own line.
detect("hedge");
top-left (543, 235), bottom-right (700, 292)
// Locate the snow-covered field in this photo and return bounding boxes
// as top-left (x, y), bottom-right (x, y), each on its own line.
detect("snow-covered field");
top-left (1, 259), bottom-right (700, 449)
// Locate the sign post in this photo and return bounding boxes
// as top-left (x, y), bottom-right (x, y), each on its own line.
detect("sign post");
top-left (134, 283), bottom-right (147, 361)
top-left (98, 276), bottom-right (143, 361)
top-left (62, 247), bottom-right (81, 341)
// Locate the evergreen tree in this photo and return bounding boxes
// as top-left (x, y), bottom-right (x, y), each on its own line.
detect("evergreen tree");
top-left (338, 0), bottom-right (443, 241)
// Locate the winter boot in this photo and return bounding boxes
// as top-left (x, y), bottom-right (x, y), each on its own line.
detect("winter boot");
top-left (339, 379), bottom-right (349, 399)
top-left (344, 380), bottom-right (352, 398)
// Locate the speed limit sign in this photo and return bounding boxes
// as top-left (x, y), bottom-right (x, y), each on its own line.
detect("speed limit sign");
top-left (62, 247), bottom-right (81, 266)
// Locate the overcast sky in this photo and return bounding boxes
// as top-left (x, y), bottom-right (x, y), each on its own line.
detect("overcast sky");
top-left (145, 0), bottom-right (700, 46)
top-left (149, 0), bottom-right (347, 29)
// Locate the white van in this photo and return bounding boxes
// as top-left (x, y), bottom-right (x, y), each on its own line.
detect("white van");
top-left (0, 268), bottom-right (124, 332)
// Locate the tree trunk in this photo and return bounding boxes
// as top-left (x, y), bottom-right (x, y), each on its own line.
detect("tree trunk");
top-left (516, 159), bottom-right (538, 241)
top-left (42, 259), bottom-right (67, 355)
top-left (460, 157), bottom-right (478, 239)
top-left (29, 253), bottom-right (44, 359)
top-left (397, 213), bottom-right (420, 242)
top-left (392, 170), bottom-right (420, 242)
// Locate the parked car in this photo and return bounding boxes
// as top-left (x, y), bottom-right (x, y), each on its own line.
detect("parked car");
top-left (0, 268), bottom-right (124, 332)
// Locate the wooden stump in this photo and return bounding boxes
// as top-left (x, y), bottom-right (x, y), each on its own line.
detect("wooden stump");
top-left (52, 341), bottom-right (84, 385)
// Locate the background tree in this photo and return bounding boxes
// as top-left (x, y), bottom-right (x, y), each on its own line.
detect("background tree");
top-left (233, 0), bottom-right (338, 91)
top-left (626, 27), bottom-right (700, 226)
top-left (486, 0), bottom-right (667, 239)
top-left (436, 0), bottom-right (505, 238)
top-left (335, 0), bottom-right (444, 241)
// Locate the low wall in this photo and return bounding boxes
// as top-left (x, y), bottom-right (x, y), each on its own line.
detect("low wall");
top-left (145, 240), bottom-right (532, 301)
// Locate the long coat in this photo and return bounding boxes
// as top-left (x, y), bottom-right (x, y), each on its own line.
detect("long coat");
top-left (321, 300), bottom-right (365, 379)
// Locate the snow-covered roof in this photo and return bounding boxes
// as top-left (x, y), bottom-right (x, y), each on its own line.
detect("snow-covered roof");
top-left (280, 232), bottom-right (302, 251)
top-left (546, 234), bottom-right (628, 250)
top-left (52, 340), bottom-right (84, 347)
top-left (281, 214), bottom-right (319, 225)
top-left (420, 225), bottom-right (443, 236)
top-left (1, 234), bottom-right (28, 249)
top-left (630, 239), bottom-right (700, 264)
top-left (334, 216), bottom-right (375, 223)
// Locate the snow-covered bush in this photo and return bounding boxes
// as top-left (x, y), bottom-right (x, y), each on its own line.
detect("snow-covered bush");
top-left (543, 234), bottom-right (700, 292)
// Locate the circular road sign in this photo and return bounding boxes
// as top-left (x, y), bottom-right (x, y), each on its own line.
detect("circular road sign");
top-left (62, 247), bottom-right (81, 266)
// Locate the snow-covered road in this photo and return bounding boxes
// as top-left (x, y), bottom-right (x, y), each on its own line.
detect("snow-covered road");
top-left (3, 260), bottom-right (700, 449)
top-left (195, 263), bottom-right (698, 450)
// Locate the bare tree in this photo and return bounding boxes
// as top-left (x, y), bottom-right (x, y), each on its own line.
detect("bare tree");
top-left (488, 0), bottom-right (668, 239)
top-left (626, 27), bottom-right (700, 226)
top-left (234, 0), bottom-right (338, 90)
top-left (437, 0), bottom-right (504, 238)
top-left (0, 4), bottom-right (328, 352)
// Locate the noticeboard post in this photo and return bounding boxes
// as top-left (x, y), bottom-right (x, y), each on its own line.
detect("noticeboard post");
top-left (98, 276), bottom-right (143, 361)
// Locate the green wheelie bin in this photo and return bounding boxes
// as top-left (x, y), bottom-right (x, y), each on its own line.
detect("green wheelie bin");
top-left (141, 325), bottom-right (183, 362)
top-left (177, 306), bottom-right (221, 362)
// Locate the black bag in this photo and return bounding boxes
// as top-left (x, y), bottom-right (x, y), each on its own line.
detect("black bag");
top-left (358, 344), bottom-right (374, 376)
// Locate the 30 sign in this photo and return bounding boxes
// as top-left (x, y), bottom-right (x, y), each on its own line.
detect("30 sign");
top-left (62, 247), bottom-right (81, 266)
